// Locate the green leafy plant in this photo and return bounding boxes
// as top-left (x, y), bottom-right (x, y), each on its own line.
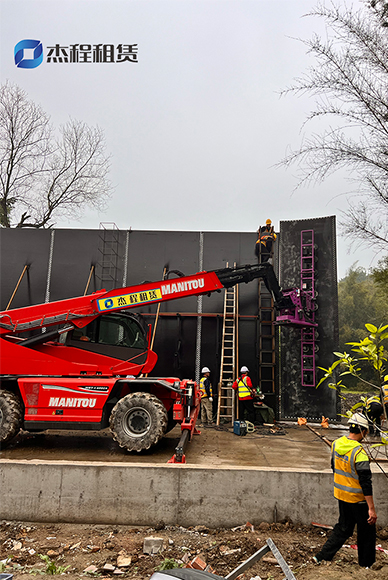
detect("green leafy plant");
top-left (155, 558), bottom-right (182, 571)
top-left (316, 323), bottom-right (388, 448)
top-left (0, 558), bottom-right (12, 573)
top-left (316, 323), bottom-right (388, 396)
top-left (38, 554), bottom-right (70, 575)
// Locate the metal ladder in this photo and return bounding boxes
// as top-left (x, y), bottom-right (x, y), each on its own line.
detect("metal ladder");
top-left (217, 271), bottom-right (238, 425)
top-left (96, 222), bottom-right (120, 291)
top-left (257, 240), bottom-right (276, 400)
top-left (258, 278), bottom-right (276, 394)
top-left (300, 230), bottom-right (317, 387)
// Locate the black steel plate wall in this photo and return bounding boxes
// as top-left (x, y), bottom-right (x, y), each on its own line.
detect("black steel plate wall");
top-left (49, 229), bottom-right (105, 299)
top-left (0, 222), bottom-right (339, 419)
top-left (279, 217), bottom-right (339, 420)
top-left (127, 230), bottom-right (200, 315)
top-left (201, 231), bottom-right (261, 388)
top-left (0, 229), bottom-right (52, 310)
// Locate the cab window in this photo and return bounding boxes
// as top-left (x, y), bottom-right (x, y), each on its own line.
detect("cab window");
top-left (71, 314), bottom-right (146, 349)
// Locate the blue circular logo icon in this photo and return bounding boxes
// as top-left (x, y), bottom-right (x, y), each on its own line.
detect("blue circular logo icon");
top-left (14, 39), bottom-right (43, 69)
top-left (104, 299), bottom-right (114, 309)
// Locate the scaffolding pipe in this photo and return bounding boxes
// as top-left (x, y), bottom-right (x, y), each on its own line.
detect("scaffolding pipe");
top-left (6, 265), bottom-right (29, 311)
top-left (84, 265), bottom-right (95, 296)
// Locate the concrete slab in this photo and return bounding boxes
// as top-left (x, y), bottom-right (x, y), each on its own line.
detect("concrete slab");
top-left (0, 423), bottom-right (334, 469)
top-left (1, 424), bottom-right (387, 527)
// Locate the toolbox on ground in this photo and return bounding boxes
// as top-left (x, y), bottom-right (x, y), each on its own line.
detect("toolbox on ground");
top-left (233, 420), bottom-right (247, 436)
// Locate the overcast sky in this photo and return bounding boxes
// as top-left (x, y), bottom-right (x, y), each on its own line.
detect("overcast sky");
top-left (0, 0), bottom-right (378, 278)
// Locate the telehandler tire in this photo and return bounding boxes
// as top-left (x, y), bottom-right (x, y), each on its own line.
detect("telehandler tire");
top-left (0, 390), bottom-right (23, 447)
top-left (109, 392), bottom-right (168, 452)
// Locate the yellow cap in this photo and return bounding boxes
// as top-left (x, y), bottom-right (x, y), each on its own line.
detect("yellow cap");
top-left (266, 219), bottom-right (272, 225)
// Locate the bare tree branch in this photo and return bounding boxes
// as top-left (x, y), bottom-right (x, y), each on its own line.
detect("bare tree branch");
top-left (280, 1), bottom-right (388, 249)
top-left (0, 82), bottom-right (112, 228)
top-left (0, 82), bottom-right (51, 227)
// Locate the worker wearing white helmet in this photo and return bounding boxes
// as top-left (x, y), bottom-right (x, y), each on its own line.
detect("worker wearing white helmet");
top-left (232, 366), bottom-right (260, 425)
top-left (199, 366), bottom-right (213, 426)
top-left (314, 413), bottom-right (377, 568)
top-left (255, 219), bottom-right (277, 263)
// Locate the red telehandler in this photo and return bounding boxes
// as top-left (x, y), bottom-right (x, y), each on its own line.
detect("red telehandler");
top-left (0, 262), bottom-right (315, 460)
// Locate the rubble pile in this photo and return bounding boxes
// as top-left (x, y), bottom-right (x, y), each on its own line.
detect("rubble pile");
top-left (0, 520), bottom-right (387, 579)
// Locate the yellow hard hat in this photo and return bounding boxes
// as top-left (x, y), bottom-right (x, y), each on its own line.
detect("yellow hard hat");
top-left (266, 219), bottom-right (272, 225)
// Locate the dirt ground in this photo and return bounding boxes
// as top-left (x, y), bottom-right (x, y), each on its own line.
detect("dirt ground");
top-left (1, 520), bottom-right (388, 580)
top-left (1, 395), bottom-right (387, 579)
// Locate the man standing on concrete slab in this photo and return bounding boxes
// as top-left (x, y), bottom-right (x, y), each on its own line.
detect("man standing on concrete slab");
top-left (232, 366), bottom-right (258, 425)
top-left (314, 413), bottom-right (377, 568)
top-left (199, 367), bottom-right (213, 426)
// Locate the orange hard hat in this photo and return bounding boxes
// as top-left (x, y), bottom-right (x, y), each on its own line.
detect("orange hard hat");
top-left (266, 219), bottom-right (272, 225)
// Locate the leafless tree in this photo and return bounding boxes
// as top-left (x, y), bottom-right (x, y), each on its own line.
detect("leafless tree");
top-left (0, 82), bottom-right (111, 228)
top-left (0, 82), bottom-right (51, 227)
top-left (368, 0), bottom-right (388, 26)
top-left (281, 2), bottom-right (388, 252)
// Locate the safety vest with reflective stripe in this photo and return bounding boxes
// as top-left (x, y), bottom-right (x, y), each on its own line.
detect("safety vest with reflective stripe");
top-left (366, 395), bottom-right (381, 412)
top-left (200, 377), bottom-right (212, 398)
top-left (237, 376), bottom-right (253, 399)
top-left (382, 384), bottom-right (388, 406)
top-left (332, 437), bottom-right (367, 503)
top-left (258, 227), bottom-right (276, 245)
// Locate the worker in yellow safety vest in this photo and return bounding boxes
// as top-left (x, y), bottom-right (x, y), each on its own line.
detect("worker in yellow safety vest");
top-left (381, 376), bottom-right (388, 414)
top-left (363, 394), bottom-right (383, 436)
top-left (199, 367), bottom-right (213, 426)
top-left (255, 219), bottom-right (277, 263)
top-left (232, 366), bottom-right (260, 424)
top-left (314, 413), bottom-right (377, 568)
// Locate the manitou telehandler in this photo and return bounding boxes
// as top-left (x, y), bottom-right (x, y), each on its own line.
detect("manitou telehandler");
top-left (0, 262), bottom-right (316, 460)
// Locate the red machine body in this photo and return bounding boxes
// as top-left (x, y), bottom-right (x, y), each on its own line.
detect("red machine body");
top-left (0, 266), bottom-right (245, 460)
top-left (0, 262), bottom-right (316, 460)
top-left (0, 270), bottom-right (223, 376)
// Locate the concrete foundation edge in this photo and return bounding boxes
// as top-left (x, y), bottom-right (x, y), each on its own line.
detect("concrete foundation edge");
top-left (1, 461), bottom-right (387, 527)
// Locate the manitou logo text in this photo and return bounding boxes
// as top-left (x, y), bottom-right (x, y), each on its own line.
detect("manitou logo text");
top-left (49, 397), bottom-right (96, 408)
top-left (161, 278), bottom-right (205, 295)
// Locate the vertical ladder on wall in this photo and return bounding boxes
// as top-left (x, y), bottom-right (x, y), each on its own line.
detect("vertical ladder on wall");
top-left (217, 267), bottom-right (238, 425)
top-left (96, 223), bottom-right (120, 291)
top-left (300, 230), bottom-right (317, 387)
top-left (257, 249), bottom-right (276, 398)
top-left (258, 280), bottom-right (276, 395)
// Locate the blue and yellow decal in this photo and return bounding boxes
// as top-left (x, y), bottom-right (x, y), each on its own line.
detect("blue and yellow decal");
top-left (97, 288), bottom-right (162, 312)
